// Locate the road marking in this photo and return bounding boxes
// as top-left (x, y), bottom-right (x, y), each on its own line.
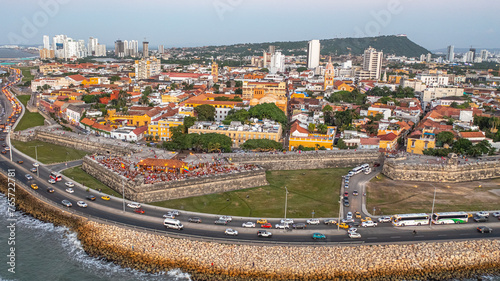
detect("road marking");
top-left (367, 237), bottom-right (377, 239)
top-left (438, 234), bottom-right (447, 237)
top-left (390, 236), bottom-right (401, 239)
top-left (459, 233), bottom-right (469, 236)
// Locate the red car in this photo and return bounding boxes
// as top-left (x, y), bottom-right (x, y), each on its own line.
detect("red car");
top-left (134, 208), bottom-right (145, 214)
top-left (261, 223), bottom-right (272, 228)
top-left (344, 192), bottom-right (349, 197)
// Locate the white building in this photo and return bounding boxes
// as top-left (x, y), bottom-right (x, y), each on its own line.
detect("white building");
top-left (95, 44), bottom-right (106, 57)
top-left (446, 45), bottom-right (454, 62)
top-left (416, 75), bottom-right (449, 86)
top-left (43, 35), bottom-right (50, 50)
top-left (135, 57), bottom-right (161, 79)
top-left (363, 47), bottom-right (383, 80)
top-left (420, 87), bottom-right (465, 102)
top-left (270, 52), bottom-right (285, 73)
top-left (307, 40), bottom-right (320, 69)
top-left (111, 126), bottom-right (147, 142)
top-left (88, 37), bottom-right (98, 56)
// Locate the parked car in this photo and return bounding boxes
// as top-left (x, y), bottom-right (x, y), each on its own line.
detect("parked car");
top-left (473, 216), bottom-right (488, 222)
top-left (477, 226), bottom-right (492, 233)
top-left (257, 230), bottom-right (272, 238)
top-left (362, 221), bottom-right (378, 227)
top-left (77, 201), bottom-right (87, 208)
top-left (378, 216), bottom-right (392, 223)
top-left (292, 223), bottom-right (307, 229)
top-left (260, 223), bottom-right (272, 228)
top-left (224, 228), bottom-right (238, 236)
top-left (324, 219), bottom-right (337, 225)
top-left (214, 219), bottom-right (228, 225)
top-left (242, 222), bottom-right (256, 228)
top-left (343, 192), bottom-right (349, 197)
top-left (61, 200), bottom-right (72, 207)
top-left (306, 218), bottom-right (320, 225)
top-left (188, 217), bottom-right (202, 223)
top-left (343, 200), bottom-right (350, 207)
top-left (312, 233), bottom-right (326, 240)
top-left (476, 211), bottom-right (489, 218)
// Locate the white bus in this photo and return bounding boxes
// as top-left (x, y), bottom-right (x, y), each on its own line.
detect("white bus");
top-left (163, 218), bottom-right (183, 230)
top-left (431, 212), bottom-right (469, 225)
top-left (351, 166), bottom-right (364, 175)
top-left (392, 213), bottom-right (430, 227)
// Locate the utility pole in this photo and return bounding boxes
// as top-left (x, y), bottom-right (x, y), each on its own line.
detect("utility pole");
top-left (284, 186), bottom-right (288, 221)
top-left (430, 186), bottom-right (437, 227)
top-left (337, 195), bottom-right (342, 231)
top-left (122, 177), bottom-right (125, 212)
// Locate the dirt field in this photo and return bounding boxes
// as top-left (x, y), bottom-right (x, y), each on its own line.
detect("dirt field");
top-left (366, 174), bottom-right (500, 215)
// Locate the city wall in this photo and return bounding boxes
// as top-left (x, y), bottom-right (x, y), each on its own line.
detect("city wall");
top-left (82, 156), bottom-right (269, 203)
top-left (383, 158), bottom-right (500, 182)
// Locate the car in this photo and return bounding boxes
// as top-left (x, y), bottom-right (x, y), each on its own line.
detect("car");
top-left (343, 200), bottom-right (350, 207)
top-left (163, 212), bottom-right (176, 219)
top-left (169, 210), bottom-right (180, 216)
top-left (373, 162), bottom-right (381, 167)
top-left (312, 233), bottom-right (326, 240)
top-left (188, 217), bottom-right (202, 223)
top-left (477, 226), bottom-right (492, 233)
top-left (30, 184), bottom-right (38, 190)
top-left (30, 167), bottom-right (37, 173)
top-left (347, 227), bottom-right (358, 234)
top-left (306, 218), bottom-right (320, 225)
top-left (344, 184), bottom-right (349, 189)
top-left (224, 228), bottom-right (238, 236)
top-left (65, 188), bottom-right (74, 193)
top-left (1, 150), bottom-right (6, 154)
top-left (342, 218), bottom-right (355, 223)
top-left (77, 201), bottom-right (87, 208)
top-left (378, 216), bottom-right (392, 223)
top-left (353, 190), bottom-right (359, 196)
top-left (242, 222), bottom-right (256, 228)
top-left (48, 179), bottom-right (56, 184)
top-left (127, 202), bottom-right (141, 209)
top-left (219, 216), bottom-right (232, 222)
top-left (493, 212), bottom-right (500, 218)
top-left (344, 192), bottom-right (349, 197)
top-left (275, 223), bottom-right (290, 229)
top-left (260, 223), bottom-right (272, 228)
top-left (101, 195), bottom-right (110, 201)
top-left (257, 230), bottom-right (272, 237)
top-left (256, 219), bottom-right (267, 224)
top-left (292, 223), bottom-right (307, 229)
top-left (4, 146), bottom-right (10, 151)
top-left (65, 182), bottom-right (74, 187)
top-left (347, 172), bottom-right (354, 177)
top-left (61, 200), bottom-right (72, 207)
top-left (362, 220), bottom-right (378, 227)
top-left (338, 222), bottom-right (350, 229)
top-left (134, 208), bottom-right (145, 214)
top-left (361, 217), bottom-right (372, 222)
top-left (17, 160), bottom-right (23, 164)
top-left (280, 218), bottom-right (294, 224)
top-left (348, 232), bottom-right (362, 239)
top-left (355, 212), bottom-right (361, 219)
top-left (476, 211), bottom-right (489, 218)
top-left (346, 212), bottom-right (353, 220)
top-left (343, 196), bottom-right (349, 201)
top-left (25, 174), bottom-right (33, 180)
top-left (214, 219), bottom-right (228, 225)
top-left (473, 216), bottom-right (488, 222)
top-left (324, 219), bottom-right (337, 225)
top-left (86, 195), bottom-right (96, 201)
top-left (33, 162), bottom-right (39, 167)
top-left (47, 187), bottom-right (55, 193)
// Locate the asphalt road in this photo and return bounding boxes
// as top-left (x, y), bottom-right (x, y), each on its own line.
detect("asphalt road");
top-left (1, 72), bottom-right (499, 244)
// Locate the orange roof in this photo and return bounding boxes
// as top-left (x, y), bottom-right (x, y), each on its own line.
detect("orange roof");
top-left (378, 133), bottom-right (398, 141)
top-left (290, 120), bottom-right (309, 135)
top-left (80, 118), bottom-right (95, 126)
top-left (66, 74), bottom-right (87, 82)
top-left (459, 131), bottom-right (485, 138)
top-left (360, 138), bottom-right (380, 145)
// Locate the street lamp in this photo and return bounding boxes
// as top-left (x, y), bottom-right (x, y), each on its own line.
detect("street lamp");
top-left (29, 145), bottom-right (43, 178)
top-left (430, 185), bottom-right (437, 227)
top-left (122, 177), bottom-right (125, 212)
top-left (284, 186), bottom-right (288, 221)
top-left (337, 195), bottom-right (342, 231)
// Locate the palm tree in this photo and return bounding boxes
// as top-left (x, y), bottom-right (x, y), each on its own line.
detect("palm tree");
top-left (307, 123), bottom-right (316, 133)
top-left (489, 117), bottom-right (499, 133)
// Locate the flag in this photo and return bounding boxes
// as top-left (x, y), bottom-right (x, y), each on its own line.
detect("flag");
top-left (182, 165), bottom-right (189, 173)
top-left (121, 162), bottom-right (125, 169)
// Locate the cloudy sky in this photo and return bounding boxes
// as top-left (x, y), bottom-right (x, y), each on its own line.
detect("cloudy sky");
top-left (2, 0), bottom-right (499, 51)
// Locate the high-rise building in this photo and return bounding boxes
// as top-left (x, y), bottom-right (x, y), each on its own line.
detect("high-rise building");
top-left (420, 54), bottom-right (426, 62)
top-left (123, 40), bottom-right (129, 56)
top-left (143, 41), bottom-right (149, 57)
top-left (469, 48), bottom-right (476, 61)
top-left (115, 40), bottom-right (125, 57)
top-left (129, 40), bottom-right (138, 57)
top-left (362, 47), bottom-right (383, 80)
top-left (269, 52), bottom-right (285, 74)
top-left (269, 45), bottom-right (275, 54)
top-left (307, 40), bottom-right (320, 69)
top-left (39, 48), bottom-right (54, 59)
top-left (53, 34), bottom-right (67, 59)
top-left (324, 57), bottom-right (335, 90)
top-left (135, 56), bottom-right (161, 79)
top-left (465, 51), bottom-right (475, 63)
top-left (446, 45), bottom-right (454, 62)
top-left (426, 53), bottom-right (432, 62)
top-left (480, 49), bottom-right (489, 60)
top-left (211, 61), bottom-right (218, 83)
top-left (95, 44), bottom-right (106, 57)
top-left (88, 37), bottom-right (98, 56)
top-left (158, 45), bottom-right (164, 54)
top-left (43, 35), bottom-right (50, 50)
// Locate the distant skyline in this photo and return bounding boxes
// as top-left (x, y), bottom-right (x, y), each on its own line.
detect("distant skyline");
top-left (2, 0), bottom-right (499, 51)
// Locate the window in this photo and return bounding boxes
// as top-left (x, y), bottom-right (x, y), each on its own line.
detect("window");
top-left (424, 141), bottom-right (428, 149)
top-left (411, 140), bottom-right (415, 148)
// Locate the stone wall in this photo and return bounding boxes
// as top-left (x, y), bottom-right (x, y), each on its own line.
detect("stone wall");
top-left (229, 150), bottom-right (382, 170)
top-left (383, 159), bottom-right (500, 182)
top-left (82, 156), bottom-right (268, 203)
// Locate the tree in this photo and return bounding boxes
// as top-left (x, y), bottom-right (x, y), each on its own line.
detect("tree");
top-left (183, 116), bottom-right (196, 129)
top-left (452, 138), bottom-right (473, 155)
top-left (110, 75), bottom-right (120, 82)
top-left (296, 67), bottom-right (308, 73)
top-left (139, 95), bottom-right (149, 105)
top-left (436, 131), bottom-right (454, 146)
top-left (248, 103), bottom-right (287, 125)
top-left (224, 109), bottom-right (250, 124)
top-left (260, 68), bottom-right (269, 73)
top-left (317, 124), bottom-right (328, 134)
top-left (234, 88), bottom-right (242, 95)
top-left (194, 104), bottom-right (216, 121)
top-left (322, 105), bottom-right (333, 112)
top-left (337, 138), bottom-right (348, 149)
top-left (235, 80), bottom-right (243, 88)
top-left (307, 123), bottom-right (316, 133)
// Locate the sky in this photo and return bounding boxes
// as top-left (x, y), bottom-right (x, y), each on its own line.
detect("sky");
top-left (1, 0), bottom-right (499, 51)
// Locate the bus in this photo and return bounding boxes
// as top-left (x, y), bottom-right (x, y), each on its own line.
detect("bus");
top-left (351, 166), bottom-right (364, 175)
top-left (392, 213), bottom-right (430, 227)
top-left (431, 212), bottom-right (469, 225)
top-left (50, 172), bottom-right (62, 182)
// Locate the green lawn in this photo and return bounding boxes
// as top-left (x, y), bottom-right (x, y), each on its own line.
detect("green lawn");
top-left (10, 140), bottom-right (88, 164)
top-left (14, 95), bottom-right (45, 131)
top-left (151, 168), bottom-right (351, 218)
top-left (62, 166), bottom-right (121, 197)
top-left (16, 67), bottom-right (36, 82)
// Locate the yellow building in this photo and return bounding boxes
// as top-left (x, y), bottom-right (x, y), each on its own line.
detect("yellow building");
top-left (147, 115), bottom-right (184, 141)
top-left (242, 81), bottom-right (286, 100)
top-left (107, 109), bottom-right (152, 127)
top-left (39, 63), bottom-right (63, 75)
top-left (211, 61), bottom-right (218, 83)
top-left (188, 121), bottom-right (282, 148)
top-left (378, 133), bottom-right (399, 152)
top-left (288, 121), bottom-right (336, 150)
top-left (81, 77), bottom-right (103, 86)
top-left (406, 128), bottom-right (436, 154)
top-left (324, 57), bottom-right (334, 90)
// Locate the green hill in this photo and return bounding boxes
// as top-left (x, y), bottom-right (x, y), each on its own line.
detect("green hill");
top-left (190, 35), bottom-right (429, 58)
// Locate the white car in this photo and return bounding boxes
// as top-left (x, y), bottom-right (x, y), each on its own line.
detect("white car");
top-left (33, 162), bottom-right (39, 167)
top-left (48, 179), bottom-right (56, 184)
top-left (280, 218), bottom-right (294, 224)
top-left (163, 213), bottom-right (176, 219)
top-left (4, 146), bottom-right (10, 151)
top-left (219, 216), bottom-right (232, 222)
top-left (346, 212), bottom-right (353, 220)
top-left (349, 232), bottom-right (361, 239)
top-left (275, 223), bottom-right (290, 229)
top-left (224, 228), bottom-right (238, 236)
top-left (127, 202), bottom-right (141, 209)
top-left (169, 210), bottom-right (180, 216)
top-left (65, 188), bottom-right (74, 193)
top-left (493, 212), bottom-right (500, 217)
top-left (306, 218), bottom-right (320, 225)
top-left (378, 216), bottom-right (392, 223)
top-left (65, 182), bottom-right (74, 187)
top-left (77, 201), bottom-right (87, 208)
top-left (362, 221), bottom-right (378, 227)
top-left (347, 227), bottom-right (358, 234)
top-left (242, 222), bottom-right (256, 228)
top-left (341, 218), bottom-right (355, 223)
top-left (476, 211), bottom-right (489, 218)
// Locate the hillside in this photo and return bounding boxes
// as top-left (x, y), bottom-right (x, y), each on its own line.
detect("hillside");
top-left (188, 35), bottom-right (429, 58)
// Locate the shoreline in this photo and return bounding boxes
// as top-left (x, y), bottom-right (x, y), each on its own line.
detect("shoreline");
top-left (1, 174), bottom-right (499, 280)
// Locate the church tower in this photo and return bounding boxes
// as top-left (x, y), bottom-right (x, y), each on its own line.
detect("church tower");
top-left (324, 56), bottom-right (334, 90)
top-left (211, 61), bottom-right (219, 83)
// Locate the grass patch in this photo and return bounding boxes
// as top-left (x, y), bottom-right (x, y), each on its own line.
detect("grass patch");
top-left (16, 67), bottom-right (36, 82)
top-left (14, 95), bottom-right (45, 131)
top-left (62, 166), bottom-right (121, 197)
top-left (151, 168), bottom-right (351, 218)
top-left (11, 140), bottom-right (88, 164)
